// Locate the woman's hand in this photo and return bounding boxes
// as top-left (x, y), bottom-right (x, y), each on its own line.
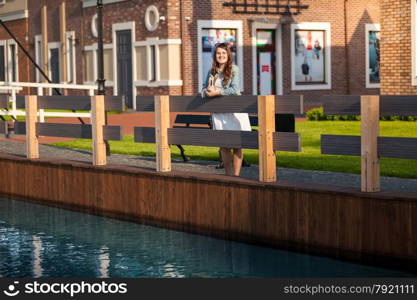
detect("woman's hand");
top-left (205, 87), bottom-right (221, 97)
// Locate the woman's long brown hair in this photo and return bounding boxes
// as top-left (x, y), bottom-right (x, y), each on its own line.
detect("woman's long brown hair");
top-left (211, 43), bottom-right (233, 85)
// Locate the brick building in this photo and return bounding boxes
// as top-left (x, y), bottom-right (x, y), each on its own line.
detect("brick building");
top-left (0, 0), bottom-right (29, 84)
top-left (2, 0), bottom-right (381, 108)
top-left (380, 0), bottom-right (417, 95)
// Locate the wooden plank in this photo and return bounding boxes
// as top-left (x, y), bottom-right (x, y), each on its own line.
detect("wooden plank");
top-left (14, 121), bottom-right (26, 135)
top-left (0, 122), bottom-right (6, 134)
top-left (275, 132), bottom-right (301, 152)
top-left (104, 96), bottom-right (125, 111)
top-left (361, 95), bottom-right (380, 192)
top-left (174, 114), bottom-right (211, 125)
top-left (322, 95), bottom-right (361, 115)
top-left (378, 137), bottom-right (417, 159)
top-left (323, 95), bottom-right (417, 116)
top-left (258, 95), bottom-right (276, 182)
top-left (380, 95), bottom-right (417, 116)
top-left (60, 2), bottom-right (67, 84)
top-left (322, 135), bottom-right (417, 160)
top-left (277, 95), bottom-right (304, 114)
top-left (35, 123), bottom-right (122, 140)
top-left (155, 95), bottom-right (171, 172)
top-left (134, 127), bottom-right (300, 152)
top-left (321, 135), bottom-right (361, 156)
top-left (137, 95), bottom-right (302, 114)
top-left (0, 94), bottom-right (8, 108)
top-left (37, 123), bottom-right (92, 138)
top-left (16, 95), bottom-right (124, 111)
top-left (91, 96), bottom-right (106, 165)
top-left (41, 6), bottom-right (49, 82)
top-left (25, 96), bottom-right (39, 159)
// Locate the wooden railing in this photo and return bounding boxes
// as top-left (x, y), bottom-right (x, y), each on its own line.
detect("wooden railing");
top-left (3, 95), bottom-right (124, 165)
top-left (321, 95), bottom-right (417, 192)
top-left (2, 94), bottom-right (417, 191)
top-left (134, 95), bottom-right (304, 182)
top-left (0, 82), bottom-right (98, 121)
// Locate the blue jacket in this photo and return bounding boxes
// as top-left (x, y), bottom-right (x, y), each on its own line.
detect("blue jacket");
top-left (202, 65), bottom-right (241, 96)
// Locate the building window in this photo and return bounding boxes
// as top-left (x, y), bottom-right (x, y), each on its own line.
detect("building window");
top-left (251, 22), bottom-right (283, 95)
top-left (35, 35), bottom-right (43, 82)
top-left (365, 24), bottom-right (380, 88)
top-left (197, 20), bottom-right (244, 91)
top-left (0, 45), bottom-right (5, 82)
top-left (84, 49), bottom-right (96, 83)
top-left (66, 32), bottom-right (76, 83)
top-left (291, 22), bottom-right (331, 91)
top-left (143, 38), bottom-right (159, 83)
top-left (48, 42), bottom-right (61, 84)
top-left (9, 44), bottom-right (17, 82)
top-left (149, 45), bottom-right (156, 81)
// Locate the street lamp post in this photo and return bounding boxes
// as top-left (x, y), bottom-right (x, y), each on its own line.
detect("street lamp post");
top-left (97, 0), bottom-right (105, 95)
top-left (96, 0), bottom-right (110, 155)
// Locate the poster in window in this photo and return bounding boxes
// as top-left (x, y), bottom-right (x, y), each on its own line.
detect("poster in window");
top-left (368, 31), bottom-right (380, 84)
top-left (294, 30), bottom-right (325, 84)
top-left (201, 28), bottom-right (237, 83)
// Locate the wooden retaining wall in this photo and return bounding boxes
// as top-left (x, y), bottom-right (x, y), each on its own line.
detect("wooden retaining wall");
top-left (0, 153), bottom-right (416, 272)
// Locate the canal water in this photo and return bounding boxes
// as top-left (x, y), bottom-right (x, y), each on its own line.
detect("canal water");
top-left (0, 198), bottom-right (413, 278)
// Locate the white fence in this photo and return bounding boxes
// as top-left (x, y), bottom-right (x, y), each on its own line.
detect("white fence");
top-left (0, 82), bottom-right (97, 122)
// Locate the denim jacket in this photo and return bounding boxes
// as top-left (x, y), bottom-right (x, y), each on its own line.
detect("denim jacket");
top-left (202, 64), bottom-right (241, 96)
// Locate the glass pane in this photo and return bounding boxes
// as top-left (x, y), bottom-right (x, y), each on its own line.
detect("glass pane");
top-left (0, 46), bottom-right (5, 81)
top-left (368, 31), bottom-right (380, 84)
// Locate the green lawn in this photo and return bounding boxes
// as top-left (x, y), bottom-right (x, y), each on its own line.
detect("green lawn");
top-left (51, 121), bottom-right (417, 179)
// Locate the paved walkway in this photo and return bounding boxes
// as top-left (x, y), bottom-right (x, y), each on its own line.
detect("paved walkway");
top-left (0, 139), bottom-right (416, 193)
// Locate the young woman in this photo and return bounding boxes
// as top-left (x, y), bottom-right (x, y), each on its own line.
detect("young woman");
top-left (202, 43), bottom-right (251, 176)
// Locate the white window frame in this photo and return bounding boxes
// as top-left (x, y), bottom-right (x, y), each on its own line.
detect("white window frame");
top-left (82, 0), bottom-right (128, 8)
top-left (84, 43), bottom-right (113, 86)
top-left (66, 31), bottom-right (77, 84)
top-left (133, 39), bottom-right (183, 87)
top-left (0, 40), bottom-right (6, 83)
top-left (48, 42), bottom-right (61, 82)
top-left (291, 22), bottom-right (332, 91)
top-left (146, 38), bottom-right (160, 82)
top-left (411, 0), bottom-right (417, 85)
top-left (35, 35), bottom-right (43, 82)
top-left (197, 20), bottom-right (244, 92)
top-left (251, 22), bottom-right (283, 95)
top-left (365, 24), bottom-right (381, 89)
top-left (112, 21), bottom-right (136, 108)
top-left (7, 39), bottom-right (18, 82)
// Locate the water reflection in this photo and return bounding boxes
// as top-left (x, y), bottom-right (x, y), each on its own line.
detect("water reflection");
top-left (0, 199), bottom-right (413, 278)
top-left (32, 235), bottom-right (43, 278)
top-left (98, 246), bottom-right (109, 278)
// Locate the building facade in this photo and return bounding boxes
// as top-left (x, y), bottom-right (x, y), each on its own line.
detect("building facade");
top-left (380, 0), bottom-right (417, 95)
top-left (1, 0), bottom-right (381, 108)
top-left (0, 0), bottom-right (29, 84)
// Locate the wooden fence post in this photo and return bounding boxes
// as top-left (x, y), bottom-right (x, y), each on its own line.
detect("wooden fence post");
top-left (91, 95), bottom-right (106, 166)
top-left (155, 95), bottom-right (171, 172)
top-left (361, 95), bottom-right (380, 192)
top-left (258, 95), bottom-right (276, 182)
top-left (25, 95), bottom-right (39, 159)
